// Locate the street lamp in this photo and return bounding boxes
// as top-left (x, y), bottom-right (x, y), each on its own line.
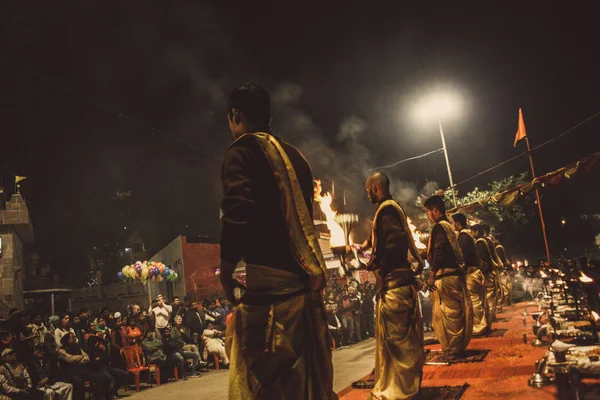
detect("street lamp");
top-left (413, 90), bottom-right (464, 207)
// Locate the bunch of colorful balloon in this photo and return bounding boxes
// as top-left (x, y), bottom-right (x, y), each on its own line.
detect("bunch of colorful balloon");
top-left (117, 261), bottom-right (179, 284)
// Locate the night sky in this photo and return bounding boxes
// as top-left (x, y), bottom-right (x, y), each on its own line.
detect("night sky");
top-left (2, 2), bottom-right (599, 283)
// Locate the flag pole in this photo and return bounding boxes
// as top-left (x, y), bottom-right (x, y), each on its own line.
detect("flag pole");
top-left (525, 136), bottom-right (551, 262)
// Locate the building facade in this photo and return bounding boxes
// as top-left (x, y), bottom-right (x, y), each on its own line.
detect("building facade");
top-left (0, 190), bottom-right (34, 315)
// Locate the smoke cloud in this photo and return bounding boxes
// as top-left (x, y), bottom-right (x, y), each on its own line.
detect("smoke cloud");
top-left (270, 81), bottom-right (438, 238)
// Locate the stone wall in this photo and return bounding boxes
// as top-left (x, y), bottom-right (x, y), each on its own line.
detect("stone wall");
top-left (72, 281), bottom-right (149, 313)
top-left (0, 193), bottom-right (33, 315)
top-left (0, 233), bottom-right (23, 311)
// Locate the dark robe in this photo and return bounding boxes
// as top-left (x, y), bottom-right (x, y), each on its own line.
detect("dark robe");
top-left (428, 220), bottom-right (459, 273)
top-left (220, 133), bottom-right (313, 276)
top-left (428, 218), bottom-right (471, 358)
top-left (221, 132), bottom-right (336, 400)
top-left (369, 199), bottom-right (424, 400)
top-left (458, 231), bottom-right (480, 269)
top-left (371, 197), bottom-right (409, 276)
top-left (458, 231), bottom-right (490, 336)
top-left (475, 237), bottom-right (499, 320)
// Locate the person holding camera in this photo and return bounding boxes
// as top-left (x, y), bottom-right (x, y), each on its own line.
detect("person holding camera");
top-left (0, 348), bottom-right (44, 400)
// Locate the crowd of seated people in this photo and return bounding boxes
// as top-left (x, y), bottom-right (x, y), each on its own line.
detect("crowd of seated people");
top-left (0, 295), bottom-right (233, 399)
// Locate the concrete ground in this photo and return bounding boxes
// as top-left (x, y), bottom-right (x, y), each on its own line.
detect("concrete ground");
top-left (119, 338), bottom-right (376, 400)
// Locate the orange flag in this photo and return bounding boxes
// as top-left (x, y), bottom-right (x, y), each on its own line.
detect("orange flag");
top-left (514, 108), bottom-right (527, 147)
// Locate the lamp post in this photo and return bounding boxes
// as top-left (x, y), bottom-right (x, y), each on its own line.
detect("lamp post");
top-left (413, 90), bottom-right (463, 208)
top-left (437, 120), bottom-right (457, 207)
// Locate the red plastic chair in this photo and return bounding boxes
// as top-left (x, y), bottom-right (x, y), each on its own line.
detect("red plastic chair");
top-left (212, 353), bottom-right (220, 371)
top-left (202, 344), bottom-right (220, 370)
top-left (121, 344), bottom-right (158, 391)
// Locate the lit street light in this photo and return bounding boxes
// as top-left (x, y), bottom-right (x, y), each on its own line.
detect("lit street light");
top-left (413, 90), bottom-right (464, 207)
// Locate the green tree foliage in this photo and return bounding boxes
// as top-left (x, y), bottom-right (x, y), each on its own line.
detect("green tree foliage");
top-left (417, 172), bottom-right (536, 230)
top-left (457, 172), bottom-right (535, 227)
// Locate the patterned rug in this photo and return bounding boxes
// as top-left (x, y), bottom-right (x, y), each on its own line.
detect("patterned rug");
top-left (422, 383), bottom-right (469, 400)
top-left (487, 328), bottom-right (508, 337)
top-left (425, 349), bottom-right (490, 365)
top-left (351, 380), bottom-right (469, 399)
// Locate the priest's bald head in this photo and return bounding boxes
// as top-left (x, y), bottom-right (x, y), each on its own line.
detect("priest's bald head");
top-left (365, 172), bottom-right (391, 204)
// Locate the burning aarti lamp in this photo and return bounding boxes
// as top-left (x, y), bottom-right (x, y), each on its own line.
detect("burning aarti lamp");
top-left (528, 357), bottom-right (551, 387)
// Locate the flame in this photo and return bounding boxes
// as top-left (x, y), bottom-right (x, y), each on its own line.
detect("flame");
top-left (316, 191), bottom-right (346, 247)
top-left (407, 217), bottom-right (427, 250)
top-left (593, 311), bottom-right (600, 322)
top-left (580, 272), bottom-right (594, 283)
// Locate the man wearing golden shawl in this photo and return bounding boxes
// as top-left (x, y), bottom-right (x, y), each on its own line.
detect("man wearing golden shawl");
top-left (356, 172), bottom-right (425, 400)
top-left (482, 224), bottom-right (505, 312)
top-left (495, 243), bottom-right (513, 306)
top-left (473, 225), bottom-right (499, 322)
top-left (219, 83), bottom-right (337, 400)
top-left (424, 196), bottom-right (472, 360)
top-left (452, 214), bottom-right (490, 337)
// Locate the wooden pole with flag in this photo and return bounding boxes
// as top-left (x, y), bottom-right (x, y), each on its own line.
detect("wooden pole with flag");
top-left (514, 108), bottom-right (551, 262)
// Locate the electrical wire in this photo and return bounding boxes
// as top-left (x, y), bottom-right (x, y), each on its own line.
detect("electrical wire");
top-left (5, 60), bottom-right (223, 162)
top-left (446, 109), bottom-right (600, 191)
top-left (352, 148), bottom-right (444, 175)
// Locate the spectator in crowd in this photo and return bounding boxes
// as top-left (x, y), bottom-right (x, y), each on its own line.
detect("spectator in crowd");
top-left (93, 318), bottom-right (111, 353)
top-left (129, 304), bottom-right (142, 321)
top-left (98, 309), bottom-right (112, 331)
top-left (125, 318), bottom-right (142, 345)
top-left (184, 301), bottom-right (205, 344)
top-left (26, 314), bottom-right (51, 349)
top-left (150, 295), bottom-right (172, 340)
top-left (170, 297), bottom-right (184, 323)
top-left (57, 333), bottom-right (111, 400)
top-left (86, 336), bottom-right (129, 398)
top-left (54, 315), bottom-right (76, 350)
top-left (360, 284), bottom-right (375, 339)
top-left (340, 290), bottom-right (355, 346)
top-left (201, 301), bottom-right (218, 325)
top-left (347, 286), bottom-right (362, 343)
top-left (202, 323), bottom-right (229, 368)
top-left (77, 310), bottom-right (90, 332)
top-left (27, 345), bottom-right (73, 400)
top-left (109, 316), bottom-right (128, 370)
top-left (4, 310), bottom-right (33, 364)
top-left (325, 292), bottom-right (342, 347)
top-left (213, 299), bottom-right (230, 323)
top-left (140, 331), bottom-right (169, 384)
top-left (0, 332), bottom-right (13, 357)
top-left (162, 325), bottom-right (198, 379)
top-left (171, 316), bottom-right (201, 362)
top-left (70, 316), bottom-right (83, 346)
top-left (0, 347), bottom-right (44, 400)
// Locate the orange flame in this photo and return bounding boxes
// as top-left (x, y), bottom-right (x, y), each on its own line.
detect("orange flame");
top-left (580, 272), bottom-right (594, 283)
top-left (407, 217), bottom-right (427, 250)
top-left (315, 184), bottom-right (346, 247)
top-left (592, 311), bottom-right (600, 322)
top-left (319, 193), bottom-right (346, 247)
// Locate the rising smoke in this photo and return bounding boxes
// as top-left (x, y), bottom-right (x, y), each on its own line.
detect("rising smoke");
top-left (270, 82), bottom-right (436, 235)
